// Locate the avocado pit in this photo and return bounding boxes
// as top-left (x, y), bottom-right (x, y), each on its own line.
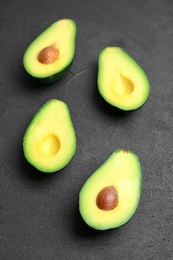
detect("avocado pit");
top-left (96, 185), bottom-right (118, 211)
top-left (38, 45), bottom-right (59, 64)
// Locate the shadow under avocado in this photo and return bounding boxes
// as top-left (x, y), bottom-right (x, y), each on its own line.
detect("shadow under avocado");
top-left (20, 146), bottom-right (48, 180)
top-left (72, 200), bottom-right (122, 240)
top-left (19, 64), bottom-right (72, 90)
top-left (18, 142), bottom-right (62, 184)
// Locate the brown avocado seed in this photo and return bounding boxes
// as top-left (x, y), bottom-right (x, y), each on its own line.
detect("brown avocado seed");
top-left (38, 45), bottom-right (59, 64)
top-left (96, 185), bottom-right (118, 211)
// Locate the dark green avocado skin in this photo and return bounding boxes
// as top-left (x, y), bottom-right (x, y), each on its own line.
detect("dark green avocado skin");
top-left (25, 61), bottom-right (73, 84)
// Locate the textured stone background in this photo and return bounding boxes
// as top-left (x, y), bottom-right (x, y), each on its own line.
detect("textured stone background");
top-left (0, 0), bottom-right (173, 259)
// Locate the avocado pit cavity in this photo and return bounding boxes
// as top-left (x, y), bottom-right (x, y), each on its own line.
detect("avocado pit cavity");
top-left (38, 45), bottom-right (59, 64)
top-left (113, 72), bottom-right (134, 97)
top-left (41, 134), bottom-right (60, 156)
top-left (96, 185), bottom-right (118, 211)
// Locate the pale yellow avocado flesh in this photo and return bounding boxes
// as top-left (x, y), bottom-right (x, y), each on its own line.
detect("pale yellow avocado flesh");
top-left (79, 149), bottom-right (142, 230)
top-left (23, 19), bottom-right (76, 78)
top-left (23, 100), bottom-right (76, 173)
top-left (98, 47), bottom-right (150, 111)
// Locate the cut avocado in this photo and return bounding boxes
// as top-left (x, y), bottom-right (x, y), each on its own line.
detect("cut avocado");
top-left (23, 19), bottom-right (77, 83)
top-left (23, 100), bottom-right (76, 173)
top-left (97, 47), bottom-right (150, 111)
top-left (79, 149), bottom-right (142, 230)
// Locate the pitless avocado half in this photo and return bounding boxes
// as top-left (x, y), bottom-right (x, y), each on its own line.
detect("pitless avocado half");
top-left (23, 100), bottom-right (76, 173)
top-left (97, 47), bottom-right (150, 111)
top-left (23, 19), bottom-right (77, 83)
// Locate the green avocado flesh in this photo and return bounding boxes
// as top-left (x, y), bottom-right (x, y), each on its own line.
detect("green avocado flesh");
top-left (23, 19), bottom-right (77, 83)
top-left (97, 47), bottom-right (150, 111)
top-left (79, 149), bottom-right (142, 230)
top-left (23, 100), bottom-right (76, 173)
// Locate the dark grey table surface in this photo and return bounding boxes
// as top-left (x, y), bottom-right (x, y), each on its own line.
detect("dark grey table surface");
top-left (0, 0), bottom-right (173, 259)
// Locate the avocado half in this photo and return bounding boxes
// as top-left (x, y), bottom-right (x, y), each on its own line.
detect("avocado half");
top-left (23, 99), bottom-right (76, 173)
top-left (79, 149), bottom-right (142, 230)
top-left (97, 47), bottom-right (150, 111)
top-left (23, 19), bottom-right (77, 83)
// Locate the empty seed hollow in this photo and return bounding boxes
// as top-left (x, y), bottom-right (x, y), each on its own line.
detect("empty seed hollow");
top-left (41, 134), bottom-right (60, 156)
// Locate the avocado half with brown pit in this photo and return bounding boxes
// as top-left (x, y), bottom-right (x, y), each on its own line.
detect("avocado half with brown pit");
top-left (23, 19), bottom-right (77, 83)
top-left (79, 149), bottom-right (142, 230)
top-left (97, 47), bottom-right (150, 111)
top-left (23, 99), bottom-right (76, 173)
